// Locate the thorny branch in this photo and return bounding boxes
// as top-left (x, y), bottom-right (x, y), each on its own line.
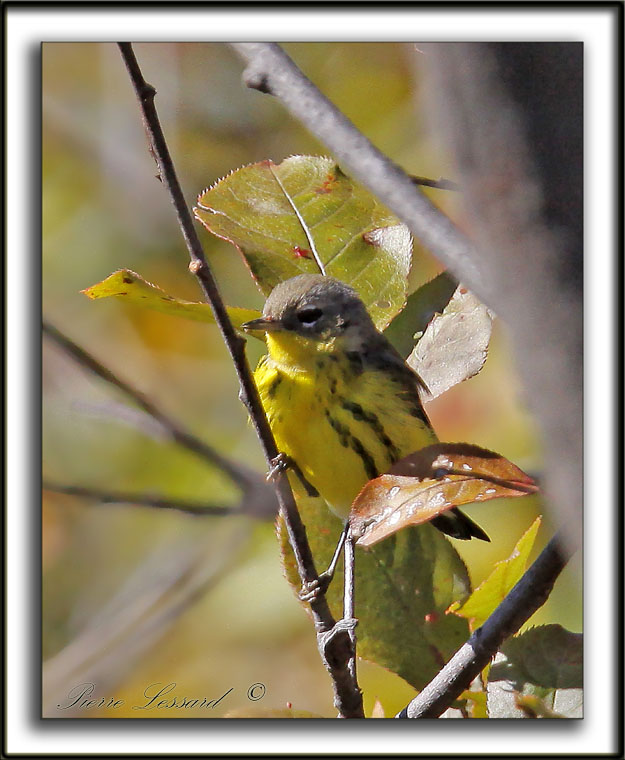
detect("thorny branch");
top-left (117, 42), bottom-right (363, 718)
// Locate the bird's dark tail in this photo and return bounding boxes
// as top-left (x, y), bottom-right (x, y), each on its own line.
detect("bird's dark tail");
top-left (430, 507), bottom-right (490, 542)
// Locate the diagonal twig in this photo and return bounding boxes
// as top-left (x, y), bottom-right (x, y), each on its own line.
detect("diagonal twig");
top-left (229, 47), bottom-right (581, 719)
top-left (117, 41), bottom-right (363, 718)
top-left (409, 175), bottom-right (460, 192)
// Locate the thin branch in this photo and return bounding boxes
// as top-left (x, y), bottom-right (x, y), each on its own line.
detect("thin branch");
top-left (117, 42), bottom-right (363, 718)
top-left (43, 320), bottom-right (261, 496)
top-left (231, 42), bottom-right (487, 299)
top-left (410, 175), bottom-right (460, 192)
top-left (43, 482), bottom-right (233, 517)
top-left (396, 534), bottom-right (573, 718)
top-left (343, 533), bottom-right (358, 688)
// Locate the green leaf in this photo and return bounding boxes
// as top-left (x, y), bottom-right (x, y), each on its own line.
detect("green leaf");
top-left (448, 516), bottom-right (542, 630)
top-left (500, 625), bottom-right (583, 690)
top-left (194, 156), bottom-right (412, 329)
top-left (82, 269), bottom-right (261, 332)
top-left (384, 271), bottom-right (458, 358)
top-left (407, 284), bottom-right (493, 400)
top-left (350, 443), bottom-right (537, 548)
top-left (278, 494), bottom-right (472, 692)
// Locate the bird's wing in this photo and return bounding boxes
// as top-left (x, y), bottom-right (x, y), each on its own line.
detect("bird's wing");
top-left (361, 337), bottom-right (433, 426)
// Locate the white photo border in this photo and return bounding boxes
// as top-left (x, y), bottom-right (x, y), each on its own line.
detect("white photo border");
top-left (7, 3), bottom-right (619, 756)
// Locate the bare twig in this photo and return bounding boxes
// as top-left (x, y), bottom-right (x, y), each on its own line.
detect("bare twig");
top-left (42, 482), bottom-right (233, 517)
top-left (409, 175), bottom-right (460, 192)
top-left (231, 42), bottom-right (486, 297)
top-left (396, 534), bottom-right (572, 718)
top-left (117, 42), bottom-right (363, 718)
top-left (343, 533), bottom-right (358, 688)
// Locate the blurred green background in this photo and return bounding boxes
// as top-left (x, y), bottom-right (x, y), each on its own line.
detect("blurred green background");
top-left (42, 42), bottom-right (581, 719)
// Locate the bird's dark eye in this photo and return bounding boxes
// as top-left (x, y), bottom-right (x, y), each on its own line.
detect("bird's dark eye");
top-left (297, 307), bottom-right (323, 325)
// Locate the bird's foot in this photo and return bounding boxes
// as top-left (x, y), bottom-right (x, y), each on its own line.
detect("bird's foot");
top-left (267, 453), bottom-right (319, 497)
top-left (266, 452), bottom-right (292, 482)
top-left (298, 570), bottom-right (334, 603)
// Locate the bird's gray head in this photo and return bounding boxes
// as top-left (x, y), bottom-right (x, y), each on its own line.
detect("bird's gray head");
top-left (242, 274), bottom-right (376, 343)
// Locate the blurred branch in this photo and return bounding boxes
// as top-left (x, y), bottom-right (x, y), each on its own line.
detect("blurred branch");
top-left (231, 42), bottom-right (486, 296)
top-left (117, 42), bottom-right (363, 718)
top-left (396, 534), bottom-right (572, 718)
top-left (420, 43), bottom-right (583, 554)
top-left (43, 320), bottom-right (262, 497)
top-left (42, 482), bottom-right (233, 517)
top-left (71, 398), bottom-right (187, 441)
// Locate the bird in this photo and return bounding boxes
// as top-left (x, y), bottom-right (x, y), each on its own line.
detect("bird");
top-left (242, 274), bottom-right (489, 543)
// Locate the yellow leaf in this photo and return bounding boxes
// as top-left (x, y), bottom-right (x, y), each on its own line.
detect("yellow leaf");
top-left (457, 689), bottom-right (488, 718)
top-left (82, 269), bottom-right (261, 332)
top-left (448, 517), bottom-right (542, 630)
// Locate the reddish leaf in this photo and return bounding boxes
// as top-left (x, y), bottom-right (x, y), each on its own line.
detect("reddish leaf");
top-left (350, 443), bottom-right (538, 547)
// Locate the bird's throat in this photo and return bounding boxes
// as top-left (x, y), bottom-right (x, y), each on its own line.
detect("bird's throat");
top-left (265, 331), bottom-right (338, 375)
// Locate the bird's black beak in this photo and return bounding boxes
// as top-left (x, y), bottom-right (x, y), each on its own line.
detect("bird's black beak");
top-left (241, 317), bottom-right (284, 333)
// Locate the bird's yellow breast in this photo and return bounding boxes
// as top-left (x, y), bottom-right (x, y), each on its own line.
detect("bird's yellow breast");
top-left (254, 333), bottom-right (437, 519)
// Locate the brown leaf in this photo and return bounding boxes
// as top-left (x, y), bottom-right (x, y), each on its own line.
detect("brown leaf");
top-left (350, 443), bottom-right (538, 547)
